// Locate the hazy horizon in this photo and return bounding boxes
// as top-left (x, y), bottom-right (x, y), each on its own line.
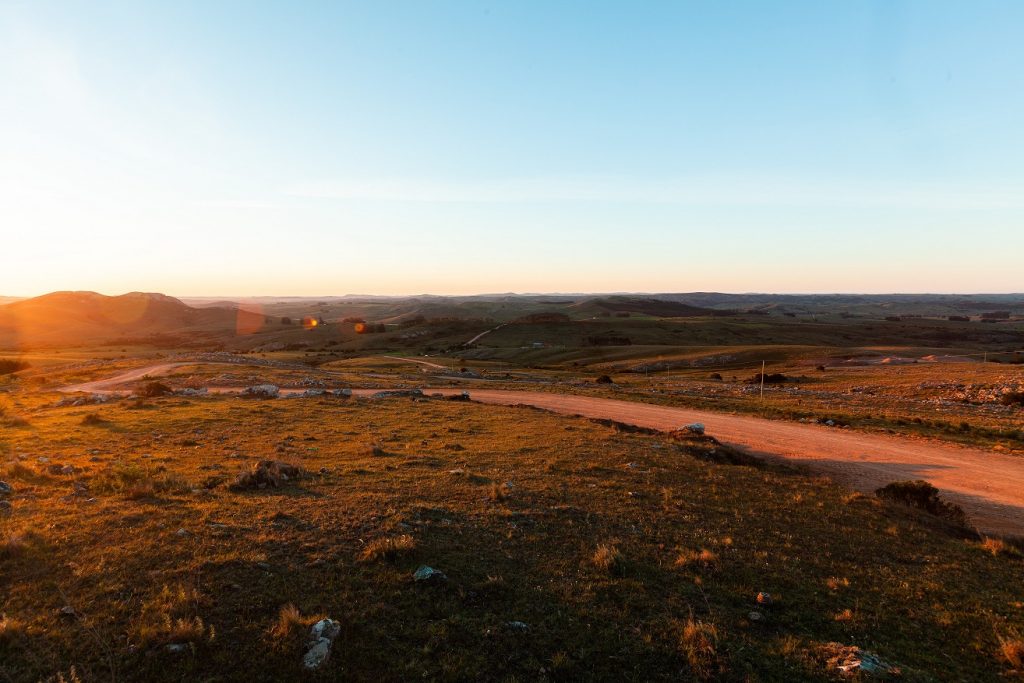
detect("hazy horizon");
top-left (5, 288), bottom-right (1024, 302)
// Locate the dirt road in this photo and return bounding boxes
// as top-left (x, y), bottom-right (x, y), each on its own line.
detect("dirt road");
top-left (58, 364), bottom-right (1024, 536)
top-left (59, 363), bottom-right (190, 394)
top-left (426, 389), bottom-right (1023, 537)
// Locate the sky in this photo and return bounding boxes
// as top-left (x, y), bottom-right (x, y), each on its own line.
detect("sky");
top-left (2, 0), bottom-right (1023, 297)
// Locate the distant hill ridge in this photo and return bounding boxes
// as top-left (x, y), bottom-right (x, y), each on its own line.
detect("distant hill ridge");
top-left (0, 291), bottom-right (266, 348)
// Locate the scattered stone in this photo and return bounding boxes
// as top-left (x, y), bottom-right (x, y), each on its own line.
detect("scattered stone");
top-left (823, 643), bottom-right (900, 676)
top-left (0, 481), bottom-right (11, 495)
top-left (371, 389), bottom-right (424, 399)
top-left (505, 621), bottom-right (530, 632)
top-left (37, 457), bottom-right (50, 464)
top-left (72, 481), bottom-right (89, 495)
top-left (58, 606), bottom-right (77, 619)
top-left (748, 611), bottom-right (764, 622)
top-left (175, 528), bottom-right (190, 537)
top-left (682, 423), bottom-right (706, 435)
top-left (165, 643), bottom-right (189, 654)
top-left (413, 565), bottom-right (447, 583)
top-left (241, 384), bottom-right (279, 399)
top-left (303, 618), bottom-right (341, 670)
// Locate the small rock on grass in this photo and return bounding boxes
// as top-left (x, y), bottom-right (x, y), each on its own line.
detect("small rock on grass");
top-left (413, 565), bottom-right (447, 583)
top-left (0, 481), bottom-right (12, 495)
top-left (303, 618), bottom-right (341, 670)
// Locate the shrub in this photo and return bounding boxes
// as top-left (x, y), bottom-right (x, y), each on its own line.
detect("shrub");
top-left (875, 480), bottom-right (969, 527)
top-left (139, 381), bottom-right (172, 398)
top-left (746, 373), bottom-right (788, 384)
top-left (595, 374), bottom-right (614, 384)
top-left (709, 372), bottom-right (722, 381)
top-left (0, 360), bottom-right (29, 376)
top-left (980, 537), bottom-right (1023, 559)
top-left (229, 461), bottom-right (301, 490)
top-left (1000, 392), bottom-right (1024, 407)
top-left (80, 413), bottom-right (107, 426)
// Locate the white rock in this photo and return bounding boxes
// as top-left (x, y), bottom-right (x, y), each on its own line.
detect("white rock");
top-left (242, 384), bottom-right (279, 398)
top-left (303, 618), bottom-right (341, 670)
top-left (682, 423), bottom-right (705, 435)
top-left (303, 638), bottom-right (332, 669)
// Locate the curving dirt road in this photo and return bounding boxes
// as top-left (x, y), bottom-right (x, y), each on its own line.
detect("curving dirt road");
top-left (58, 364), bottom-right (1024, 536)
top-left (59, 363), bottom-right (192, 394)
top-left (429, 389), bottom-right (1024, 537)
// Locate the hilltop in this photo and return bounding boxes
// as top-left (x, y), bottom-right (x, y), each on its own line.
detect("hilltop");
top-left (0, 292), bottom-right (269, 349)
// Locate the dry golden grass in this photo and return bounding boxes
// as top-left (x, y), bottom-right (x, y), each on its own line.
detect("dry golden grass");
top-left (0, 534), bottom-right (26, 559)
top-left (1000, 634), bottom-right (1024, 670)
top-left (591, 543), bottom-right (624, 574)
top-left (674, 548), bottom-right (718, 571)
top-left (0, 389), bottom-right (1021, 681)
top-left (488, 481), bottom-right (507, 502)
top-left (269, 604), bottom-right (324, 640)
top-left (826, 576), bottom-right (850, 590)
top-left (980, 536), bottom-right (1023, 558)
top-left (357, 535), bottom-right (416, 563)
top-left (680, 618), bottom-right (720, 679)
top-left (833, 608), bottom-right (855, 622)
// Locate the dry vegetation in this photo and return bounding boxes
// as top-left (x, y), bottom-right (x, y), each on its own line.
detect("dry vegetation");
top-left (0, 389), bottom-right (1022, 681)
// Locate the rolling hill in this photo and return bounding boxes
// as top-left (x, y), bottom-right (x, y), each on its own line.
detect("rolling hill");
top-left (0, 291), bottom-right (272, 349)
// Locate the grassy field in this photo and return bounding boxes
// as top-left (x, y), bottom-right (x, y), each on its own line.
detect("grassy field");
top-left (1, 392), bottom-right (1023, 681)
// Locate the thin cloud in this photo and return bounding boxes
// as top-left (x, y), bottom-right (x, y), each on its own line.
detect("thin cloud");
top-left (284, 175), bottom-right (1024, 210)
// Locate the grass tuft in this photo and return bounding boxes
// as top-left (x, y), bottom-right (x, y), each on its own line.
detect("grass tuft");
top-left (999, 634), bottom-right (1024, 670)
top-left (270, 603), bottom-right (324, 640)
top-left (592, 543), bottom-right (624, 574)
top-left (358, 535), bottom-right (416, 563)
top-left (680, 618), bottom-right (720, 679)
top-left (674, 548), bottom-right (718, 571)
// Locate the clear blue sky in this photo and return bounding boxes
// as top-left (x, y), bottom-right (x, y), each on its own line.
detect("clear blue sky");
top-left (2, 1), bottom-right (1022, 296)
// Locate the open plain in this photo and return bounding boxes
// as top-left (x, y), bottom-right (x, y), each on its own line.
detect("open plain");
top-left (2, 291), bottom-right (1023, 681)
